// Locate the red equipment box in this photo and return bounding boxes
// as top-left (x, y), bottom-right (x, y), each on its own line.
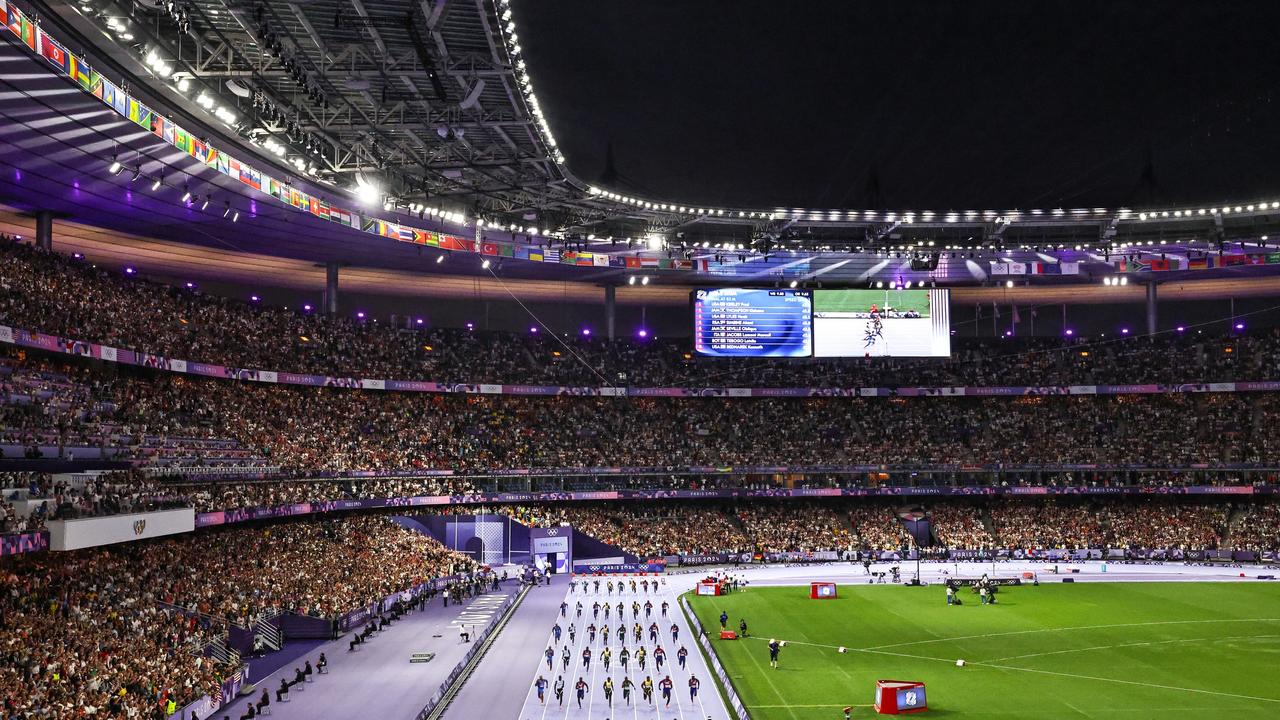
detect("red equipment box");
top-left (874, 680), bottom-right (927, 714)
top-left (697, 581), bottom-right (721, 596)
top-left (719, 630), bottom-right (738, 640)
top-left (810, 582), bottom-right (838, 599)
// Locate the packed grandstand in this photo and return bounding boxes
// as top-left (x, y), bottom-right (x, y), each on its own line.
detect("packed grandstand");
top-left (4, 0), bottom-right (1280, 718)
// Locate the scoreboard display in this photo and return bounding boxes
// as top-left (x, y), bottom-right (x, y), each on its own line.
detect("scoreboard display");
top-left (693, 288), bottom-right (813, 357)
top-left (692, 287), bottom-right (951, 358)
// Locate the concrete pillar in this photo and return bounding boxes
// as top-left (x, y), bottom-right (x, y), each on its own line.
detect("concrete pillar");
top-left (325, 262), bottom-right (339, 316)
top-left (604, 285), bottom-right (616, 340)
top-left (1146, 282), bottom-right (1158, 337)
top-left (35, 210), bottom-right (53, 251)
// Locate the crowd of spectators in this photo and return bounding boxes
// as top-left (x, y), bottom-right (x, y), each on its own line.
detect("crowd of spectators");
top-left (145, 516), bottom-right (477, 624)
top-left (1227, 502), bottom-right (1280, 551)
top-left (929, 505), bottom-right (992, 549)
top-left (0, 515), bottom-right (473, 718)
top-left (4, 346), bottom-right (1279, 475)
top-left (5, 235), bottom-right (1280, 389)
top-left (1097, 502), bottom-right (1229, 550)
top-left (989, 499), bottom-right (1106, 549)
top-left (733, 501), bottom-right (855, 553)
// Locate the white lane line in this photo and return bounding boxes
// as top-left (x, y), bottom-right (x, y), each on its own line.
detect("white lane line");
top-left (860, 618), bottom-right (1280, 651)
top-left (983, 634), bottom-right (1280, 664)
top-left (738, 633), bottom-right (1280, 707)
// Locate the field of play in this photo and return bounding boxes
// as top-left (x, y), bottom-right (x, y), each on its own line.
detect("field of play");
top-left (687, 582), bottom-right (1280, 719)
top-left (813, 289), bottom-right (932, 316)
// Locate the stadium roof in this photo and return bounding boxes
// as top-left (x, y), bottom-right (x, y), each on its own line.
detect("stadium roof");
top-left (3, 0), bottom-right (1280, 286)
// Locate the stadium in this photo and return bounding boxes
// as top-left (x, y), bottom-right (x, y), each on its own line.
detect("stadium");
top-left (2, 1), bottom-right (1280, 719)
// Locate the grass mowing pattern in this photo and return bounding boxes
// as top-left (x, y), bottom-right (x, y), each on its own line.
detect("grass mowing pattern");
top-left (813, 289), bottom-right (932, 316)
top-left (688, 583), bottom-right (1280, 719)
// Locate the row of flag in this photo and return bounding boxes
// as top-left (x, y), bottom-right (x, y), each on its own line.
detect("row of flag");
top-left (0, 0), bottom-right (704, 272)
top-left (1113, 253), bottom-right (1280, 272)
top-left (989, 261), bottom-right (1081, 275)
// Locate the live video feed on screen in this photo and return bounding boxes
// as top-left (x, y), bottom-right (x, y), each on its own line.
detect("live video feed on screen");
top-left (813, 288), bottom-right (951, 357)
top-left (692, 287), bottom-right (950, 358)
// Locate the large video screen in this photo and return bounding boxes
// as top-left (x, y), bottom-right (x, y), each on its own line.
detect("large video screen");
top-left (693, 288), bottom-right (813, 357)
top-left (813, 288), bottom-right (951, 357)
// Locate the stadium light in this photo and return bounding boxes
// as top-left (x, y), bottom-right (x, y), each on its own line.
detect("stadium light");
top-left (789, 280), bottom-right (798, 288)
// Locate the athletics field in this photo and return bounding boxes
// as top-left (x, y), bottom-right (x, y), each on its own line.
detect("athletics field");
top-left (687, 583), bottom-right (1280, 719)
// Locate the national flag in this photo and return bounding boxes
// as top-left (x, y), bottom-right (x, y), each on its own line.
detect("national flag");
top-left (127, 98), bottom-right (153, 129)
top-left (289, 189), bottom-right (306, 209)
top-left (1267, 253), bottom-right (1280, 265)
top-left (1221, 254), bottom-right (1247, 267)
top-left (674, 259), bottom-right (694, 270)
top-left (543, 248), bottom-right (560, 263)
top-left (101, 79), bottom-right (128, 118)
top-left (396, 226), bottom-right (416, 243)
top-left (639, 257), bottom-right (660, 268)
top-left (172, 126), bottom-right (193, 155)
top-left (1188, 257), bottom-right (1208, 270)
top-left (481, 243), bottom-right (499, 256)
top-left (415, 229), bottom-right (438, 246)
top-left (529, 250), bottom-right (544, 262)
top-left (575, 253), bottom-right (595, 267)
top-left (38, 30), bottom-right (69, 72)
top-left (67, 56), bottom-right (102, 97)
top-left (0, 0), bottom-right (9, 28)
top-left (593, 253), bottom-right (610, 267)
top-left (163, 122), bottom-right (177, 145)
top-left (1246, 255), bottom-right (1266, 265)
top-left (334, 209), bottom-right (355, 226)
top-left (499, 244), bottom-right (516, 258)
top-left (1148, 258), bottom-right (1171, 272)
top-left (608, 256), bottom-right (627, 268)
top-left (17, 14), bottom-right (36, 51)
top-left (215, 153), bottom-right (231, 175)
top-left (239, 165), bottom-right (262, 191)
top-left (1060, 262), bottom-right (1080, 275)
top-left (625, 257), bottom-right (643, 269)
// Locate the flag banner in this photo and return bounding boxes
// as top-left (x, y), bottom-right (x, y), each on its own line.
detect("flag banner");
top-left (6, 6), bottom-right (717, 277)
top-left (67, 56), bottom-right (101, 96)
top-left (37, 29), bottom-right (68, 72)
top-left (18, 14), bottom-right (36, 51)
top-left (126, 98), bottom-right (153, 129)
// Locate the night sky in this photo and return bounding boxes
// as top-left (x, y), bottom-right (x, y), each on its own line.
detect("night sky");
top-left (515, 0), bottom-right (1280, 211)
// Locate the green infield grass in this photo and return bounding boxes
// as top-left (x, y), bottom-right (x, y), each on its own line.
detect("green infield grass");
top-left (813, 288), bottom-right (932, 316)
top-left (686, 582), bottom-right (1280, 719)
